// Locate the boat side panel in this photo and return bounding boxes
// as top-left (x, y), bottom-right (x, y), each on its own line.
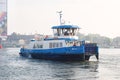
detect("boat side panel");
top-left (20, 45), bottom-right (85, 54)
top-left (19, 46), bottom-right (85, 60)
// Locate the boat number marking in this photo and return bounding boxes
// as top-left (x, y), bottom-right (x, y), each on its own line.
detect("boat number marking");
top-left (72, 48), bottom-right (77, 50)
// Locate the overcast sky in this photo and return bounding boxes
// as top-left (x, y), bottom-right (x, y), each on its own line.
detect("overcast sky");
top-left (8, 0), bottom-right (120, 38)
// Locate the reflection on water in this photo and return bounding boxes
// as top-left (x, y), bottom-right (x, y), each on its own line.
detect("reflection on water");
top-left (0, 48), bottom-right (120, 80)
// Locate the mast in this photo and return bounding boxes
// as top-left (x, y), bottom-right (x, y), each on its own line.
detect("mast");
top-left (57, 11), bottom-right (62, 25)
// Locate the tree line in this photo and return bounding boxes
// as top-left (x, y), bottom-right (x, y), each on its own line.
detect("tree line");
top-left (77, 33), bottom-right (120, 48)
top-left (2, 32), bottom-right (120, 48)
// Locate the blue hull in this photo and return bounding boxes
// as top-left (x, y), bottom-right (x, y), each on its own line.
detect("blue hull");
top-left (19, 46), bottom-right (86, 61)
top-left (19, 45), bottom-right (98, 61)
top-left (20, 53), bottom-right (85, 61)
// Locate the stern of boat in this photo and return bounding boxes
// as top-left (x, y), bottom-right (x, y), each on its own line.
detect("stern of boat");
top-left (84, 43), bottom-right (99, 61)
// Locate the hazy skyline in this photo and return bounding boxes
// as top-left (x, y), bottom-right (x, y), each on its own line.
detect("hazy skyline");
top-left (8, 0), bottom-right (120, 38)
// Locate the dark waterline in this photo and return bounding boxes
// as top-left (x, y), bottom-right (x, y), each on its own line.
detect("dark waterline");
top-left (0, 48), bottom-right (120, 80)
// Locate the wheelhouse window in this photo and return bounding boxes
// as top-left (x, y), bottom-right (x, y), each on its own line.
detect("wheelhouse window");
top-left (53, 29), bottom-right (62, 36)
top-left (53, 28), bottom-right (79, 36)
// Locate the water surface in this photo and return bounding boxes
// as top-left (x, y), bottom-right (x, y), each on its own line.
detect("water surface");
top-left (0, 48), bottom-right (120, 80)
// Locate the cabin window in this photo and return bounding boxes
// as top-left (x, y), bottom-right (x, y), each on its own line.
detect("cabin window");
top-left (49, 43), bottom-right (52, 48)
top-left (52, 43), bottom-right (56, 47)
top-left (38, 45), bottom-right (43, 48)
top-left (33, 44), bottom-right (43, 48)
top-left (56, 43), bottom-right (59, 47)
top-left (49, 42), bottom-right (63, 48)
top-left (33, 44), bottom-right (37, 48)
top-left (60, 42), bottom-right (63, 47)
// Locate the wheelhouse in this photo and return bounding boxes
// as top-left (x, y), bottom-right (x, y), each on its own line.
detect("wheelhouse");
top-left (52, 25), bottom-right (80, 36)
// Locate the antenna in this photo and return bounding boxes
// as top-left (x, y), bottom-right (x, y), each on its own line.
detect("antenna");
top-left (57, 11), bottom-right (62, 25)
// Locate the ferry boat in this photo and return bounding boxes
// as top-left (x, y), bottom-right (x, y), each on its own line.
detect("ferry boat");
top-left (19, 12), bottom-right (99, 61)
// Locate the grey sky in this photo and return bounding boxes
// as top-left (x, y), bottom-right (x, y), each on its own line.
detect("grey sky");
top-left (8, 0), bottom-right (120, 38)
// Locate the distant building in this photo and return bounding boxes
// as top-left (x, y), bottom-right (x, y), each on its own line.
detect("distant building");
top-left (0, 0), bottom-right (7, 38)
top-left (0, 0), bottom-right (7, 47)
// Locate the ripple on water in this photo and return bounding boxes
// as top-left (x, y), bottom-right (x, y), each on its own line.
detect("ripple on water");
top-left (0, 48), bottom-right (120, 80)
